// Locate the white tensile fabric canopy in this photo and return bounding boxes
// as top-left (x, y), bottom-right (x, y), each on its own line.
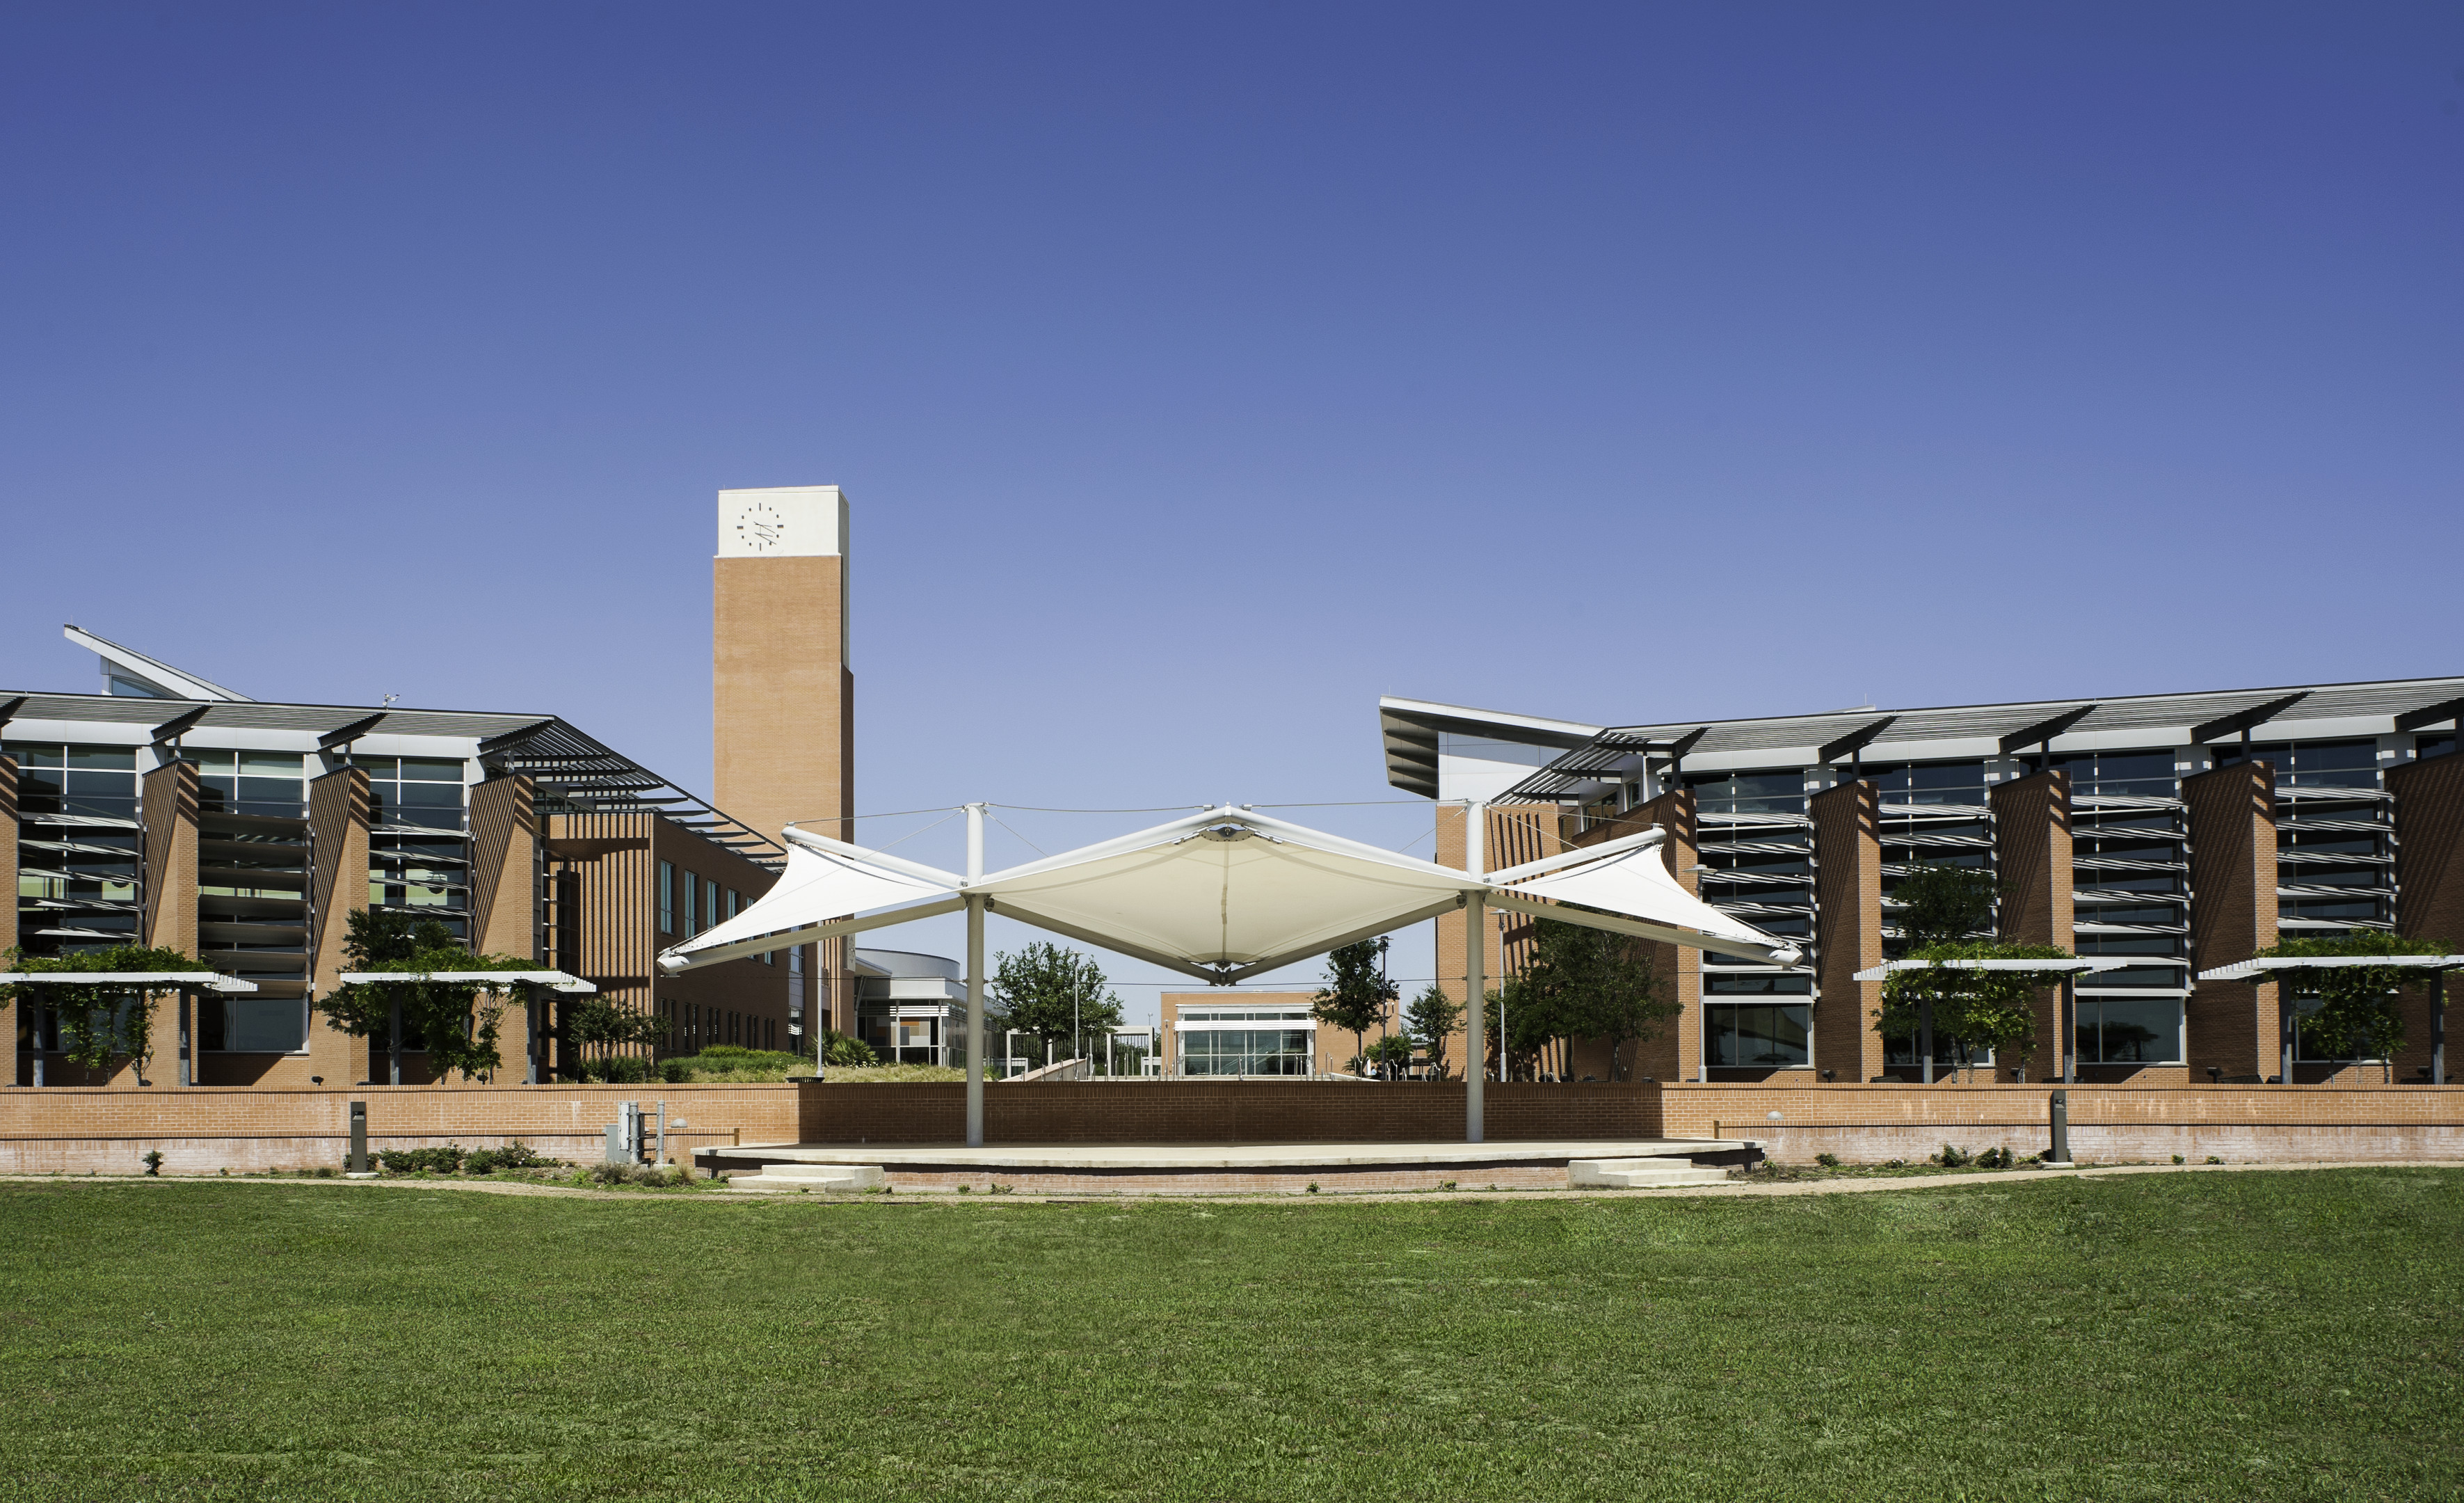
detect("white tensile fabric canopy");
top-left (657, 805), bottom-right (1803, 979)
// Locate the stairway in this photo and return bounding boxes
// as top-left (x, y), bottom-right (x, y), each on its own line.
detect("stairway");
top-left (1565, 1157), bottom-right (1734, 1188)
top-left (719, 1162), bottom-right (886, 1193)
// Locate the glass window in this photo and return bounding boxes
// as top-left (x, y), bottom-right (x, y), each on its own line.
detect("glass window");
top-left (2075, 996), bottom-right (2181, 1063)
top-left (1178, 1028), bottom-right (1315, 1076)
top-left (659, 862), bottom-right (675, 934)
top-left (1705, 1005), bottom-right (1809, 1068)
top-left (214, 998), bottom-right (308, 1053)
top-left (1687, 770), bottom-right (1808, 817)
top-left (704, 880), bottom-right (718, 931)
top-left (1868, 761), bottom-right (1990, 806)
top-left (399, 758), bottom-right (464, 783)
top-left (3, 742), bottom-right (66, 768)
top-left (66, 745), bottom-right (138, 770)
top-left (682, 872), bottom-right (699, 936)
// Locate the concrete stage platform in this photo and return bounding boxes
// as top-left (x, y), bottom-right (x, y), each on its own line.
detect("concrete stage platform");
top-left (698, 1139), bottom-right (1762, 1195)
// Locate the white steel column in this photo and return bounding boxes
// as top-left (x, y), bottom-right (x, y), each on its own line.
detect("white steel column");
top-left (1464, 799), bottom-right (1485, 1145)
top-left (965, 803), bottom-right (987, 1149)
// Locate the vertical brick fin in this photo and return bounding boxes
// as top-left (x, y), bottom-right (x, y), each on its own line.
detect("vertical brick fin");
top-left (1812, 779), bottom-right (1884, 1083)
top-left (140, 760), bottom-right (201, 956)
top-left (1991, 768), bottom-right (2074, 1080)
top-left (0, 756), bottom-right (17, 958)
top-left (1, 756), bottom-right (17, 1085)
top-left (467, 774), bottom-right (538, 959)
top-left (2389, 754), bottom-right (2464, 1078)
top-left (306, 768), bottom-right (373, 1088)
top-left (2184, 760), bottom-right (2278, 1079)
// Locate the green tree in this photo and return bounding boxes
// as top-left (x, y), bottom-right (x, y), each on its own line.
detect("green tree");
top-left (1874, 939), bottom-right (2072, 1071)
top-left (1, 943), bottom-right (204, 1083)
top-left (565, 996), bottom-right (666, 1072)
top-left (1512, 916), bottom-right (1671, 1081)
top-left (1311, 939), bottom-right (1396, 1073)
top-left (315, 911), bottom-right (534, 1082)
top-left (1891, 862), bottom-right (1999, 948)
top-left (1402, 983), bottom-right (1463, 1081)
top-left (2254, 931), bottom-right (2450, 1079)
top-left (992, 941), bottom-right (1122, 1066)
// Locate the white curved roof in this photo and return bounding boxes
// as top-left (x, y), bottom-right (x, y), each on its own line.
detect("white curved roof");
top-left (656, 805), bottom-right (1802, 980)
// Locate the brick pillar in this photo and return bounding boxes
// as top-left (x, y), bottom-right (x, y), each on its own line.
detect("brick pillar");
top-left (468, 774), bottom-right (539, 1082)
top-left (2390, 753), bottom-right (2464, 1081)
top-left (1812, 779), bottom-right (1885, 1083)
top-left (1991, 768), bottom-right (2074, 1082)
top-left (2185, 760), bottom-right (2278, 1079)
top-left (1, 756), bottom-right (18, 1086)
top-left (1434, 802), bottom-right (1569, 1080)
top-left (307, 767), bottom-right (373, 1086)
top-left (140, 759), bottom-right (201, 1087)
top-left (1571, 792), bottom-right (1702, 1083)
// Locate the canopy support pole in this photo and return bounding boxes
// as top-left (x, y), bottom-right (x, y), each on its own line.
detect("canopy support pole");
top-left (965, 804), bottom-right (986, 1150)
top-left (2433, 970), bottom-right (2445, 1088)
top-left (1465, 800), bottom-right (1485, 1145)
top-left (2061, 973), bottom-right (2076, 1086)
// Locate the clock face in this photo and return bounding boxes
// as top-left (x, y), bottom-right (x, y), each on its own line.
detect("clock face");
top-left (734, 500), bottom-right (785, 554)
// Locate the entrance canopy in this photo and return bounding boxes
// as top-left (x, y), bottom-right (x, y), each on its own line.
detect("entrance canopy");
top-left (657, 805), bottom-right (1803, 980)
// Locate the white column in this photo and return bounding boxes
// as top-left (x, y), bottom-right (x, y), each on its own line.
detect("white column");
top-left (1464, 799), bottom-right (1485, 1145)
top-left (964, 803), bottom-right (986, 1148)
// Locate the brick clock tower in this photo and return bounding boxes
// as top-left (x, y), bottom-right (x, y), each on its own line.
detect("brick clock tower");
top-left (712, 484), bottom-right (855, 1044)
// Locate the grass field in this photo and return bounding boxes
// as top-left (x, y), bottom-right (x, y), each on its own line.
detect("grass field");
top-left (1, 1170), bottom-right (2458, 1502)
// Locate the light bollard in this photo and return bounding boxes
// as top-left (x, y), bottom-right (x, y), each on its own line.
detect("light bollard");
top-left (2047, 1090), bottom-right (2072, 1167)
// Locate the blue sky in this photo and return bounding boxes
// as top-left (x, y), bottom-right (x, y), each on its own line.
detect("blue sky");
top-left (5, 4), bottom-right (2459, 1014)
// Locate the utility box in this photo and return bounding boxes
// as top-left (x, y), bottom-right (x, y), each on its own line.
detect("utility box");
top-left (348, 1101), bottom-right (368, 1175)
top-left (605, 1101), bottom-right (646, 1163)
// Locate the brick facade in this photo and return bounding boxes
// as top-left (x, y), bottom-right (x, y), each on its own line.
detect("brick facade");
top-left (2184, 760), bottom-right (2278, 1079)
top-left (2391, 752), bottom-right (2464, 1082)
top-left (1566, 790), bottom-right (1702, 1082)
top-left (1811, 779), bottom-right (1885, 1083)
top-left (1990, 768), bottom-right (2073, 1082)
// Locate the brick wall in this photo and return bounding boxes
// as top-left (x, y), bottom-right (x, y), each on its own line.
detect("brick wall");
top-left (1991, 768), bottom-right (2072, 1081)
top-left (2186, 759), bottom-right (2278, 1079)
top-left (1567, 790), bottom-right (1701, 1083)
top-left (1812, 779), bottom-right (1884, 1082)
top-left (1658, 1081), bottom-right (2464, 1164)
top-left (0, 1082), bottom-right (801, 1175)
top-left (2391, 752), bottom-right (2464, 1081)
top-left (797, 1081), bottom-right (1665, 1145)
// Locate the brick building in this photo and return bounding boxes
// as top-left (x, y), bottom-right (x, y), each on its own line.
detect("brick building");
top-left (3, 628), bottom-right (799, 1088)
top-left (1381, 678), bottom-right (2464, 1088)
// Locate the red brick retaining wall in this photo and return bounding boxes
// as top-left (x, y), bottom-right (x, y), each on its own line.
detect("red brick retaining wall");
top-left (1659, 1082), bottom-right (2464, 1164)
top-left (0, 1084), bottom-right (801, 1175)
top-left (797, 1081), bottom-right (1660, 1145)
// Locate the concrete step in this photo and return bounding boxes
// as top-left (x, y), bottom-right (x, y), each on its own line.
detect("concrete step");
top-left (720, 1163), bottom-right (884, 1193)
top-left (1567, 1158), bottom-right (1732, 1188)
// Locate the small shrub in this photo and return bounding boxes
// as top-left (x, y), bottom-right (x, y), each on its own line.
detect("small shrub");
top-left (1935, 1145), bottom-right (1973, 1168)
top-left (141, 1150), bottom-right (164, 1177)
top-left (1814, 1153), bottom-right (1841, 1168)
top-left (2172, 1154), bottom-right (2186, 1165)
top-left (377, 1144), bottom-right (466, 1175)
top-left (824, 1031), bottom-right (879, 1067)
top-left (660, 1058), bottom-right (690, 1083)
top-left (1882, 1159), bottom-right (1906, 1169)
top-left (1306, 1182), bottom-right (1320, 1194)
top-left (585, 1161), bottom-right (676, 1188)
top-left (464, 1142), bottom-right (557, 1175)
top-left (2205, 1155), bottom-right (2224, 1165)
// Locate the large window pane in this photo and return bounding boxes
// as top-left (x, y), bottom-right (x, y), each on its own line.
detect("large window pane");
top-left (220, 999), bottom-right (306, 1052)
top-left (1706, 1005), bottom-right (1809, 1068)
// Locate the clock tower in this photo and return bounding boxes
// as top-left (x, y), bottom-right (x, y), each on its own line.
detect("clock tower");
top-left (713, 484), bottom-right (854, 1033)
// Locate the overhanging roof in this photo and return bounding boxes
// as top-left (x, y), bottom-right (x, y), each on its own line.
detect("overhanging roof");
top-left (337, 970), bottom-right (597, 992)
top-left (656, 804), bottom-right (1802, 983)
top-left (0, 972), bottom-right (258, 992)
top-left (1378, 697), bottom-right (1601, 799)
top-left (2198, 955), bottom-right (2464, 983)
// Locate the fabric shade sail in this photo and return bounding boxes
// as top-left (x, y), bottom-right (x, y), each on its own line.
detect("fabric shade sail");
top-left (969, 809), bottom-right (1482, 983)
top-left (655, 805), bottom-right (1802, 979)
top-left (1484, 829), bottom-right (1805, 967)
top-left (654, 829), bottom-right (964, 971)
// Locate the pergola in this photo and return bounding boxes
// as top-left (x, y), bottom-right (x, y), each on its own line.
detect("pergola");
top-left (0, 971), bottom-right (258, 1087)
top-left (2195, 955), bottom-right (2462, 1084)
top-left (335, 970), bottom-right (597, 1085)
top-left (1850, 957), bottom-right (2134, 1084)
top-left (658, 802), bottom-right (1804, 1145)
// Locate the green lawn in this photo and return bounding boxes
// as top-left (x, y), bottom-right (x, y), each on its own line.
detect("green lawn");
top-left (1, 1171), bottom-right (2458, 1502)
